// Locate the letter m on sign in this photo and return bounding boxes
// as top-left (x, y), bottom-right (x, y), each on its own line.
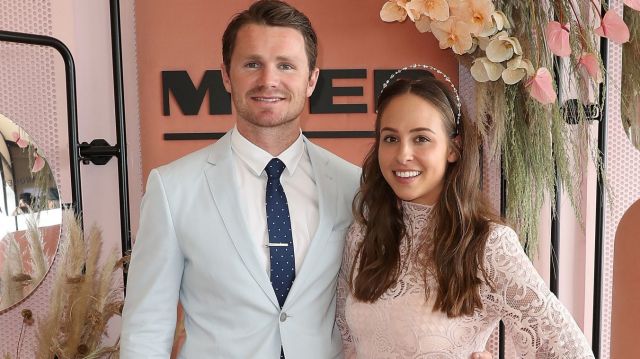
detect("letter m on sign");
top-left (162, 70), bottom-right (231, 115)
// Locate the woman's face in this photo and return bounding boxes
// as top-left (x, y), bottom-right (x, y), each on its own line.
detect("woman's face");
top-left (377, 93), bottom-right (458, 206)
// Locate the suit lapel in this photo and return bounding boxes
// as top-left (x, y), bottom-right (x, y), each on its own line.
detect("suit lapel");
top-left (204, 134), bottom-right (279, 308)
top-left (284, 139), bottom-right (338, 304)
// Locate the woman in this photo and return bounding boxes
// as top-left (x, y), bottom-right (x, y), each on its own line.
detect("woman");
top-left (336, 71), bottom-right (595, 358)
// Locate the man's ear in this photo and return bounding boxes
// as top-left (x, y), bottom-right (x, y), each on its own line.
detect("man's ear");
top-left (306, 67), bottom-right (320, 97)
top-left (221, 63), bottom-right (232, 93)
top-left (447, 135), bottom-right (461, 163)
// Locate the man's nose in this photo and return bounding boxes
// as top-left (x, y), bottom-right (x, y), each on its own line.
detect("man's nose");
top-left (258, 66), bottom-right (279, 88)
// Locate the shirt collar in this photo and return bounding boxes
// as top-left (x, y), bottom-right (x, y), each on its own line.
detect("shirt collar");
top-left (230, 126), bottom-right (304, 177)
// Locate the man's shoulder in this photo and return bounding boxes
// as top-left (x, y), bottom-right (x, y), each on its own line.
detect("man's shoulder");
top-left (154, 144), bottom-right (211, 176)
top-left (306, 140), bottom-right (361, 178)
top-left (154, 133), bottom-right (230, 177)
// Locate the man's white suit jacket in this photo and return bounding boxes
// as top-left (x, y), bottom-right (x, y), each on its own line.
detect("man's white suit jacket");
top-left (120, 132), bottom-right (360, 358)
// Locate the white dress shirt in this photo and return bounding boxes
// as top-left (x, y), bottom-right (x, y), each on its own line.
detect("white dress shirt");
top-left (230, 127), bottom-right (318, 275)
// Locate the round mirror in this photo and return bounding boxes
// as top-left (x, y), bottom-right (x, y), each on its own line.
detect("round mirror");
top-left (0, 113), bottom-right (61, 312)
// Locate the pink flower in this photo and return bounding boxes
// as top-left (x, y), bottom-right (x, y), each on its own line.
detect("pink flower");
top-left (526, 67), bottom-right (557, 105)
top-left (31, 152), bottom-right (45, 173)
top-left (545, 21), bottom-right (571, 57)
top-left (595, 10), bottom-right (630, 44)
top-left (578, 53), bottom-right (603, 84)
top-left (625, 0), bottom-right (640, 11)
top-left (11, 131), bottom-right (28, 148)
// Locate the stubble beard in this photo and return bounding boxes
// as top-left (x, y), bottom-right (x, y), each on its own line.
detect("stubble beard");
top-left (234, 90), bottom-right (305, 132)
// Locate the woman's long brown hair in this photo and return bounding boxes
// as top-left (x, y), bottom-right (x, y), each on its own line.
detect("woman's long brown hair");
top-left (351, 76), bottom-right (500, 317)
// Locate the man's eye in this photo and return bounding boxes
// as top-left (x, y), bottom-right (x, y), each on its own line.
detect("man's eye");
top-left (245, 62), bottom-right (260, 68)
top-left (279, 63), bottom-right (294, 70)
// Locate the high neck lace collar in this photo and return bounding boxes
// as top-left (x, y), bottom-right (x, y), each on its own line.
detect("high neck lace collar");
top-left (401, 201), bottom-right (434, 237)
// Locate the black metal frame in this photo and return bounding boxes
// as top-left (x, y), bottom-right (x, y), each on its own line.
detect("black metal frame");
top-left (0, 30), bottom-right (83, 214)
top-left (108, 0), bottom-right (132, 280)
top-left (592, 9), bottom-right (609, 356)
top-left (0, 0), bottom-right (132, 288)
top-left (499, 163), bottom-right (506, 358)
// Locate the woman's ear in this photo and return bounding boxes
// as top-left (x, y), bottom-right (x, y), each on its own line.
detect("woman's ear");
top-left (447, 135), bottom-right (461, 163)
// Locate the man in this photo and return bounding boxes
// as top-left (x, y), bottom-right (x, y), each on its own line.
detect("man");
top-left (121, 1), bottom-right (493, 358)
top-left (121, 1), bottom-right (358, 357)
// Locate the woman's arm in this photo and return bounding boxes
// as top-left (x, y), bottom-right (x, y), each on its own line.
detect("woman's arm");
top-left (336, 223), bottom-right (361, 359)
top-left (485, 225), bottom-right (594, 358)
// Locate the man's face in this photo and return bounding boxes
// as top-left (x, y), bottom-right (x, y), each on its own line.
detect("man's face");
top-left (222, 24), bottom-right (319, 135)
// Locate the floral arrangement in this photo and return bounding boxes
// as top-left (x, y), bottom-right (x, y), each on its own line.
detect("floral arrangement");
top-left (34, 210), bottom-right (124, 358)
top-left (0, 215), bottom-right (49, 310)
top-left (5, 210), bottom-right (126, 359)
top-left (380, 0), bottom-right (640, 252)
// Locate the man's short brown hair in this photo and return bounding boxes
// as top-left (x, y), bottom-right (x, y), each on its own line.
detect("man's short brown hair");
top-left (222, 0), bottom-right (318, 73)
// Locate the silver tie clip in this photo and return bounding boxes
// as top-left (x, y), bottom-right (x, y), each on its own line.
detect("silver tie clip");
top-left (265, 243), bottom-right (289, 247)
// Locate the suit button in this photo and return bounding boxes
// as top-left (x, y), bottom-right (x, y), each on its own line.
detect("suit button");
top-left (280, 312), bottom-right (288, 322)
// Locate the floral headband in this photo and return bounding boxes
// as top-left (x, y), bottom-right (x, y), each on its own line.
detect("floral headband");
top-left (381, 64), bottom-right (462, 135)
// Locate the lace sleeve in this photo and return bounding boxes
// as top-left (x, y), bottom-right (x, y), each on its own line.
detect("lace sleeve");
top-left (484, 225), bottom-right (595, 359)
top-left (336, 222), bottom-right (362, 359)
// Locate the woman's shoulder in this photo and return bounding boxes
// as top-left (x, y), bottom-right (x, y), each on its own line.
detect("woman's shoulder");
top-left (483, 222), bottom-right (528, 261)
top-left (345, 220), bottom-right (366, 251)
top-left (346, 220), bottom-right (366, 241)
top-left (487, 222), bottom-right (518, 239)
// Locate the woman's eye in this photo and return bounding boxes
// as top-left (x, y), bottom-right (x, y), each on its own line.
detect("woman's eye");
top-left (415, 136), bottom-right (430, 143)
top-left (382, 135), bottom-right (397, 143)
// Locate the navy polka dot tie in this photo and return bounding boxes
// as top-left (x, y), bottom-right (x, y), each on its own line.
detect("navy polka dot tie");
top-left (265, 158), bottom-right (295, 308)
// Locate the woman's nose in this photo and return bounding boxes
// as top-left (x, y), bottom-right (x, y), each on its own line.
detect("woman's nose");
top-left (395, 142), bottom-right (413, 164)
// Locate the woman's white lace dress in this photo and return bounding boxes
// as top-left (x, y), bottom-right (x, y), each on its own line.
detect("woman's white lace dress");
top-left (336, 201), bottom-right (594, 358)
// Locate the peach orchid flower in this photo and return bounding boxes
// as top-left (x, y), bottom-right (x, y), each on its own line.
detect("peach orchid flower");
top-left (466, 0), bottom-right (496, 35)
top-left (448, 0), bottom-right (470, 20)
top-left (470, 57), bottom-right (505, 82)
top-left (405, 0), bottom-right (450, 22)
top-left (477, 11), bottom-right (511, 37)
top-left (485, 31), bottom-right (522, 62)
top-left (477, 35), bottom-right (492, 51)
top-left (526, 67), bottom-right (557, 105)
top-left (431, 18), bottom-right (473, 54)
top-left (380, 0), bottom-right (409, 22)
top-left (578, 52), bottom-right (603, 84)
top-left (545, 21), bottom-right (571, 57)
top-left (11, 131), bottom-right (28, 148)
top-left (31, 152), bottom-right (45, 173)
top-left (625, 0), bottom-right (640, 11)
top-left (502, 56), bottom-right (535, 85)
top-left (415, 16), bottom-right (432, 33)
top-left (595, 10), bottom-right (630, 44)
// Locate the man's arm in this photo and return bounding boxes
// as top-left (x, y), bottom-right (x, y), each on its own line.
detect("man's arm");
top-left (120, 169), bottom-right (185, 358)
